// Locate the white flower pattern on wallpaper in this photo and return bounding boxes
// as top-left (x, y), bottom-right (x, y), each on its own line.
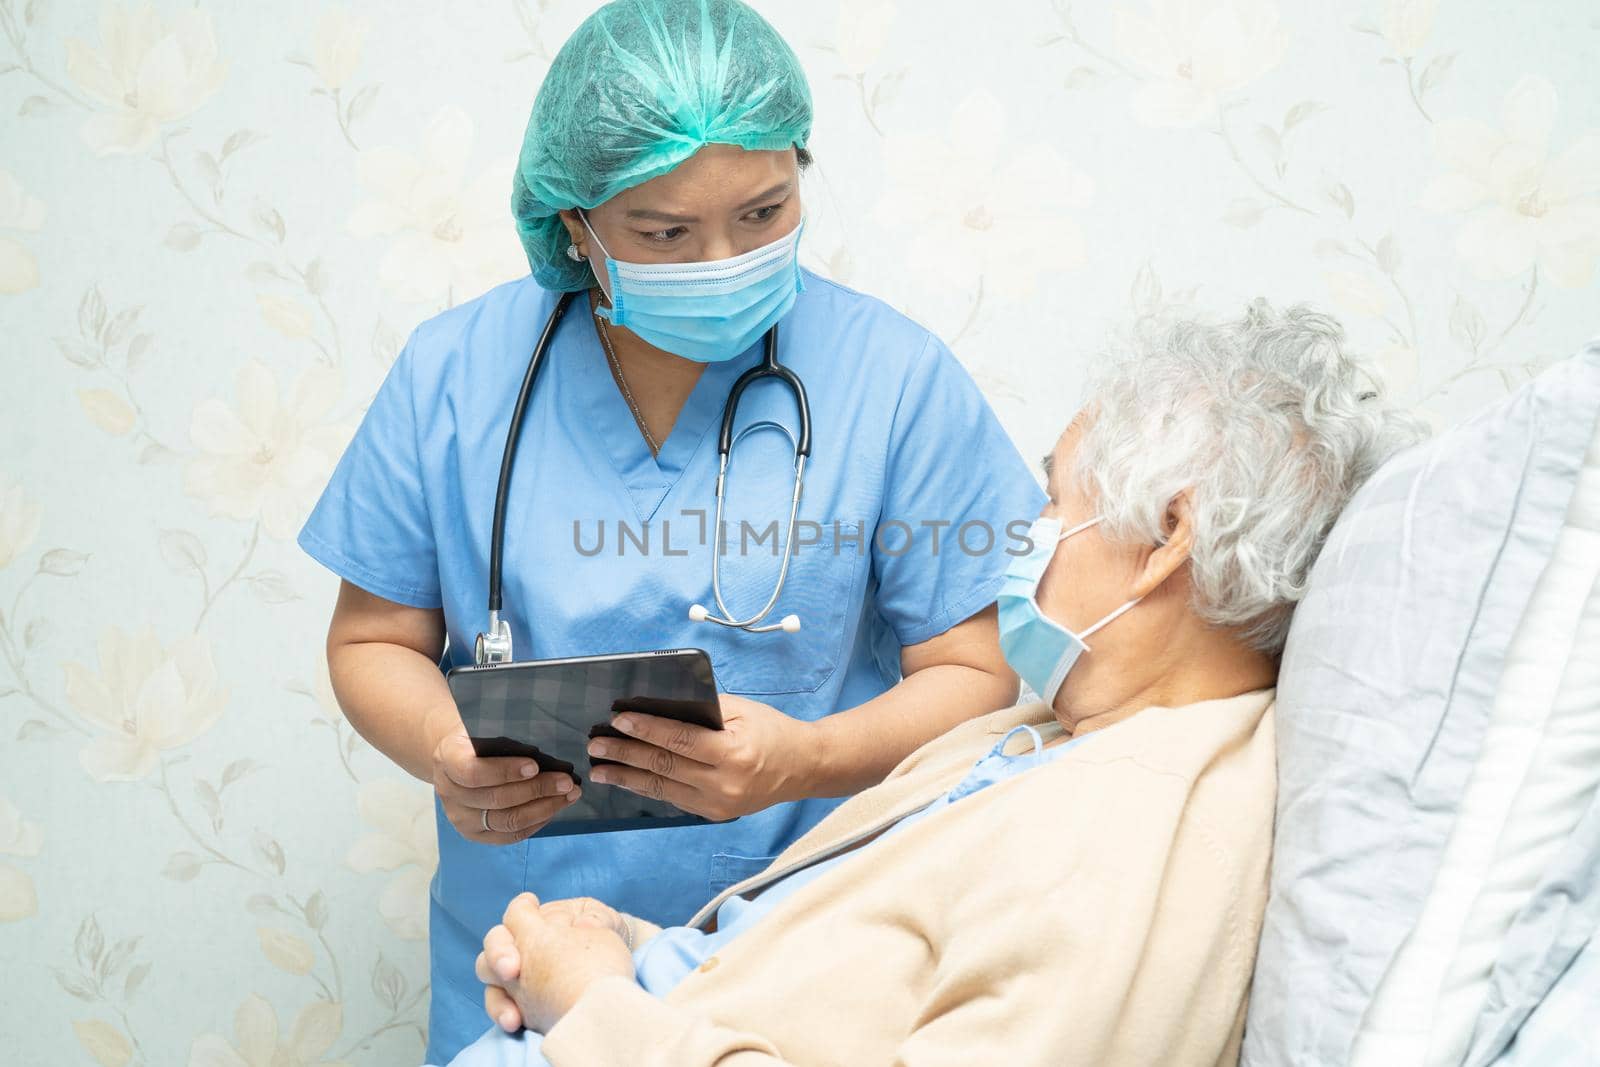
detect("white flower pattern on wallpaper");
top-left (347, 106), bottom-right (527, 305)
top-left (184, 360), bottom-right (352, 541)
top-left (1422, 75), bottom-right (1600, 287)
top-left (64, 2), bottom-right (228, 155)
top-left (62, 625), bottom-right (227, 782)
top-left (346, 779), bottom-right (438, 942)
top-left (0, 795), bottom-right (43, 922)
top-left (1379, 0), bottom-right (1439, 59)
top-left (189, 994), bottom-right (349, 1067)
top-left (835, 1), bottom-right (896, 72)
top-left (1113, 0), bottom-right (1287, 128)
top-left (311, 7), bottom-right (369, 93)
top-left (0, 863), bottom-right (39, 923)
top-left (875, 89), bottom-right (1093, 310)
top-left (0, 168), bottom-right (46, 293)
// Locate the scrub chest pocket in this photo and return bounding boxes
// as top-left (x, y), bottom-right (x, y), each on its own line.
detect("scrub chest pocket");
top-left (700, 519), bottom-right (865, 697)
top-left (709, 850), bottom-right (782, 895)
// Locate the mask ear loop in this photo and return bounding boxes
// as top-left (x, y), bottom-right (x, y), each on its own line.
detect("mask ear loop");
top-left (576, 208), bottom-right (612, 260)
top-left (1055, 515), bottom-right (1142, 651)
top-left (576, 209), bottom-right (617, 310)
top-left (1056, 516), bottom-right (1103, 542)
top-left (1079, 597), bottom-right (1142, 650)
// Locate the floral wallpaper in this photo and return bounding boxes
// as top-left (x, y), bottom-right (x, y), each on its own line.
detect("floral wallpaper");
top-left (2, 0), bottom-right (1597, 1063)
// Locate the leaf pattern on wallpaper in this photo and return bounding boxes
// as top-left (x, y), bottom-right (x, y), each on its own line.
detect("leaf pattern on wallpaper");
top-left (1356, 0), bottom-right (1453, 123)
top-left (1044, 0), bottom-right (1595, 410)
top-left (3, 1), bottom-right (1599, 1064)
top-left (818, 1), bottom-right (904, 137)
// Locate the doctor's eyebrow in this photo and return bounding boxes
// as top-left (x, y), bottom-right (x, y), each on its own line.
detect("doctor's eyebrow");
top-left (625, 181), bottom-right (793, 223)
top-left (732, 181), bottom-right (792, 212)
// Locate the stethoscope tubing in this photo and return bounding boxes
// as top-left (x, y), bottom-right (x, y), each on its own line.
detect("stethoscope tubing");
top-left (477, 290), bottom-right (812, 664)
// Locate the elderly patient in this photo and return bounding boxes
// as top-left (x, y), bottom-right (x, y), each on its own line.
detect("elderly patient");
top-left (439, 302), bottom-right (1425, 1067)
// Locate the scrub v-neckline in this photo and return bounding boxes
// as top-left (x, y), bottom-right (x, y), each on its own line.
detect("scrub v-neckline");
top-left (566, 299), bottom-right (755, 523)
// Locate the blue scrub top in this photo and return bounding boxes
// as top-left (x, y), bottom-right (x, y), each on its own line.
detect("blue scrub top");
top-left (296, 267), bottom-right (1046, 1064)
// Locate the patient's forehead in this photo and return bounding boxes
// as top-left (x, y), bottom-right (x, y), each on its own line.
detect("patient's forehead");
top-left (1042, 410), bottom-right (1093, 496)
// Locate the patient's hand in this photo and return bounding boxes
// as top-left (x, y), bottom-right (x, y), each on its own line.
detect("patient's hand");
top-left (538, 895), bottom-right (629, 938)
top-left (475, 893), bottom-right (636, 1034)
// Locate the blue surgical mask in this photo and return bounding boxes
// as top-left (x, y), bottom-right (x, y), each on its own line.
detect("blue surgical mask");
top-left (997, 515), bottom-right (1144, 706)
top-left (580, 211), bottom-right (805, 363)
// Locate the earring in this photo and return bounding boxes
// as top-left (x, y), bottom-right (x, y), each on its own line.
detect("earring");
top-left (566, 244), bottom-right (582, 261)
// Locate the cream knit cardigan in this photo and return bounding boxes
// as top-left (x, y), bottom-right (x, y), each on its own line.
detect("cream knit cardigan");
top-left (541, 689), bottom-right (1277, 1066)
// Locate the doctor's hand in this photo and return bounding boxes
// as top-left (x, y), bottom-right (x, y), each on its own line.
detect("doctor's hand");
top-left (430, 728), bottom-right (583, 844)
top-left (585, 694), bottom-right (815, 821)
top-left (475, 892), bottom-right (635, 1034)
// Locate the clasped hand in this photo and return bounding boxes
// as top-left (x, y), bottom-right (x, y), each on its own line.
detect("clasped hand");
top-left (475, 892), bottom-right (636, 1035)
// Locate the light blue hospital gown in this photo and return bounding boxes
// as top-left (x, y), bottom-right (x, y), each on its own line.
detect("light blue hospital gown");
top-left (439, 724), bottom-right (1085, 1066)
top-left (296, 267), bottom-right (1046, 1064)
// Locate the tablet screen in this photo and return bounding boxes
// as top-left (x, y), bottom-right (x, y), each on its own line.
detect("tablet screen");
top-left (445, 649), bottom-right (721, 834)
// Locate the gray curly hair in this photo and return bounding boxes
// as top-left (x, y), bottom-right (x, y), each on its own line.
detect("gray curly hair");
top-left (1073, 300), bottom-right (1428, 654)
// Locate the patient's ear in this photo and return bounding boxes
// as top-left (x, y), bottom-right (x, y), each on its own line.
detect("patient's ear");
top-left (1131, 491), bottom-right (1194, 599)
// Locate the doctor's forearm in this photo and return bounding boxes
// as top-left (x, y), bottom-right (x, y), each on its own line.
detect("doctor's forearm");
top-left (804, 662), bottom-right (1018, 798)
top-left (327, 640), bottom-right (461, 784)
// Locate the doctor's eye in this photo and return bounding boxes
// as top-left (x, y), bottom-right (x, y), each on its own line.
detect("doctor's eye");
top-left (744, 203), bottom-right (783, 223)
top-left (641, 226), bottom-right (688, 243)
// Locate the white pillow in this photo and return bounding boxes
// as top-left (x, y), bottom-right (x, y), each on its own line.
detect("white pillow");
top-left (1487, 893), bottom-right (1600, 1063)
top-left (1243, 339), bottom-right (1600, 1066)
top-left (1351, 390), bottom-right (1600, 1064)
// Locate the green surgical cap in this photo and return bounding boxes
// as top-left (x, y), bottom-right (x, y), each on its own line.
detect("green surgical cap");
top-left (512, 0), bottom-right (813, 291)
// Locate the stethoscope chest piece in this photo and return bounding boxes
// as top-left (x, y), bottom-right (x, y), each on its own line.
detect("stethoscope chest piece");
top-left (476, 610), bottom-right (513, 665)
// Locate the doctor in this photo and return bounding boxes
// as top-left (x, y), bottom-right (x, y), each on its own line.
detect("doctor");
top-left (296, 0), bottom-right (1044, 1062)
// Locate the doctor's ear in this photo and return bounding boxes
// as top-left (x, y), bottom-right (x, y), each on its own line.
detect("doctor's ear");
top-left (1130, 491), bottom-right (1195, 599)
top-left (557, 209), bottom-right (587, 256)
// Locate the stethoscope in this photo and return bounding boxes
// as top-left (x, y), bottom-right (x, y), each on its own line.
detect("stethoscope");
top-left (475, 289), bottom-right (813, 666)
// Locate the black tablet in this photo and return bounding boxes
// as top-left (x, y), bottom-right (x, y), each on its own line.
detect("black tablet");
top-left (444, 648), bottom-right (723, 835)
